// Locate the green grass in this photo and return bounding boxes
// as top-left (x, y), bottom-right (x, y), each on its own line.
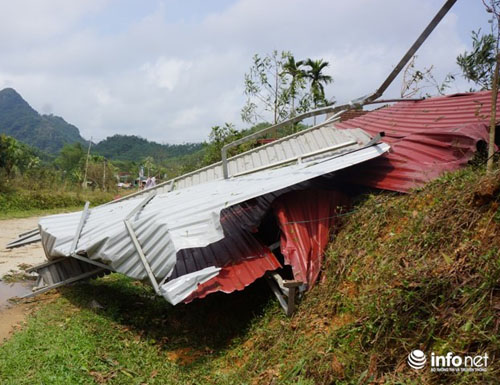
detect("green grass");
top-left (0, 275), bottom-right (274, 385)
top-left (0, 188), bottom-right (119, 219)
top-left (1, 165), bottom-right (499, 384)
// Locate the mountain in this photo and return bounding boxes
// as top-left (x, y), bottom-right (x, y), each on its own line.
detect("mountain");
top-left (0, 88), bottom-right (87, 154)
top-left (0, 88), bottom-right (204, 161)
top-left (93, 134), bottom-right (203, 163)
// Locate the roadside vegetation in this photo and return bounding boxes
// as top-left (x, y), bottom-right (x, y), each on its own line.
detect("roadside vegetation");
top-left (1, 164), bottom-right (498, 384)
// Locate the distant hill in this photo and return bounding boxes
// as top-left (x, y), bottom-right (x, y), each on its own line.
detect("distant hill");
top-left (0, 88), bottom-right (204, 161)
top-left (93, 135), bottom-right (203, 163)
top-left (0, 88), bottom-right (87, 153)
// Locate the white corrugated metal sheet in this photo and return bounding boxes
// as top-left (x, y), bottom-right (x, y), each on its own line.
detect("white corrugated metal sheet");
top-left (111, 126), bottom-right (372, 201)
top-left (39, 141), bottom-right (389, 304)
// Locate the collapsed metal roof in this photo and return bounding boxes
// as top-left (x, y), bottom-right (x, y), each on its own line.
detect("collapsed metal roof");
top-left (38, 136), bottom-right (389, 304)
top-left (13, 0), bottom-right (475, 314)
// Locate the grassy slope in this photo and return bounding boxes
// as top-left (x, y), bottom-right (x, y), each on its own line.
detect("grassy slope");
top-left (0, 188), bottom-right (124, 219)
top-left (0, 166), bottom-right (499, 384)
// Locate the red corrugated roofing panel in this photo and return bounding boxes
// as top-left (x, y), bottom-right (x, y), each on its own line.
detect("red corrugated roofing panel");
top-left (335, 91), bottom-right (497, 191)
top-left (184, 252), bottom-right (281, 303)
top-left (273, 189), bottom-right (350, 287)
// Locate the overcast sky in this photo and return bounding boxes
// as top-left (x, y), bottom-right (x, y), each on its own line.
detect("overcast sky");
top-left (0, 0), bottom-right (492, 144)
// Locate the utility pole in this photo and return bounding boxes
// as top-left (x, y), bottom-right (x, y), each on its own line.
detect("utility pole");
top-left (82, 137), bottom-right (92, 189)
top-left (102, 159), bottom-right (106, 191)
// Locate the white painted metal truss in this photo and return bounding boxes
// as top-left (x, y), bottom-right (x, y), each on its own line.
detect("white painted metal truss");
top-left (109, 126), bottom-right (373, 201)
top-left (38, 139), bottom-right (389, 304)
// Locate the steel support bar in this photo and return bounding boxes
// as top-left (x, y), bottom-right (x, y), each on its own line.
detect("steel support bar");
top-left (123, 191), bottom-right (160, 294)
top-left (366, 0), bottom-right (457, 103)
top-left (124, 220), bottom-right (160, 294)
top-left (125, 191), bottom-right (156, 221)
top-left (221, 0), bottom-right (456, 179)
top-left (65, 201), bottom-right (115, 271)
top-left (231, 140), bottom-right (357, 178)
top-left (69, 201), bottom-right (90, 255)
top-left (21, 268), bottom-right (104, 298)
top-left (69, 254), bottom-right (115, 271)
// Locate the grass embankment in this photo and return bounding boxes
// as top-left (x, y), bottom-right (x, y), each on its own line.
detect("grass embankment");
top-left (0, 188), bottom-right (121, 219)
top-left (0, 166), bottom-right (499, 384)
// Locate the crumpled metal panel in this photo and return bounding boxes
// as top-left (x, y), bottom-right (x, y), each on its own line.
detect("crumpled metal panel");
top-left (38, 142), bottom-right (389, 304)
top-left (160, 267), bottom-right (221, 305)
top-left (273, 189), bottom-right (351, 287)
top-left (169, 202), bottom-right (278, 278)
top-left (183, 253), bottom-right (281, 303)
top-left (336, 91), bottom-right (497, 192)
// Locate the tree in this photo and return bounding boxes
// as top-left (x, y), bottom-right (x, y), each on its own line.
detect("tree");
top-left (202, 123), bottom-right (241, 165)
top-left (241, 50), bottom-right (295, 126)
top-left (400, 55), bottom-right (455, 98)
top-left (282, 56), bottom-right (306, 117)
top-left (457, 30), bottom-right (498, 90)
top-left (0, 135), bottom-right (39, 179)
top-left (85, 155), bottom-right (116, 191)
top-left (142, 156), bottom-right (155, 178)
top-left (55, 142), bottom-right (85, 172)
top-left (304, 59), bottom-right (333, 110)
top-left (458, 2), bottom-right (500, 172)
top-left (241, 52), bottom-right (334, 131)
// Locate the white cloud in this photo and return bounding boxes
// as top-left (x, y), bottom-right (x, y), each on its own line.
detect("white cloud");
top-left (142, 57), bottom-right (192, 91)
top-left (0, 0), bottom-right (491, 144)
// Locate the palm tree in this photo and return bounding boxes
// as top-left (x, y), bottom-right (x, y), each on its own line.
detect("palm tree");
top-left (304, 59), bottom-right (333, 123)
top-left (282, 55), bottom-right (305, 117)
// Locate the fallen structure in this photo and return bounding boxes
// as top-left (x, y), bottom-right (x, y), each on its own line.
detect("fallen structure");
top-left (27, 88), bottom-right (497, 312)
top-left (36, 130), bottom-right (389, 305)
top-left (10, 0), bottom-right (499, 313)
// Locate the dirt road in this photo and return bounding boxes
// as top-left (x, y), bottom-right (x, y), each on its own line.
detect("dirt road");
top-left (0, 217), bottom-right (45, 278)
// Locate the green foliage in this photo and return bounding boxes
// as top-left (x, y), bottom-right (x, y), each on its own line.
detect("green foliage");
top-left (0, 188), bottom-right (114, 219)
top-left (401, 55), bottom-right (456, 98)
top-left (84, 156), bottom-right (118, 191)
top-left (0, 135), bottom-right (39, 178)
top-left (457, 29), bottom-right (498, 90)
top-left (241, 52), bottom-right (334, 126)
top-left (93, 134), bottom-right (203, 164)
top-left (0, 88), bottom-right (87, 153)
top-left (55, 142), bottom-right (85, 172)
top-left (242, 50), bottom-right (295, 124)
top-left (281, 55), bottom-right (311, 117)
top-left (304, 58), bottom-right (333, 109)
top-left (202, 123), bottom-right (242, 165)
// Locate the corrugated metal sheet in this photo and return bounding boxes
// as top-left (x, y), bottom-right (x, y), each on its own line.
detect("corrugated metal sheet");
top-left (38, 141), bottom-right (389, 304)
top-left (109, 127), bottom-right (372, 201)
top-left (335, 91), bottom-right (498, 191)
top-left (184, 253), bottom-right (281, 303)
top-left (273, 189), bottom-right (350, 287)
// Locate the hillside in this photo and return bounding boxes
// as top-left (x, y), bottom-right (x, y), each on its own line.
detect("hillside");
top-left (0, 88), bottom-right (87, 154)
top-left (0, 165), bottom-right (498, 384)
top-left (93, 134), bottom-right (203, 163)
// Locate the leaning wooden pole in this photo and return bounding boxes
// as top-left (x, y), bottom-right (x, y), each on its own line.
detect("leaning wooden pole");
top-left (488, 53), bottom-right (500, 172)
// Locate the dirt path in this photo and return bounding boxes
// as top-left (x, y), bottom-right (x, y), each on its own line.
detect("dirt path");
top-left (0, 217), bottom-right (48, 343)
top-left (0, 217), bottom-right (46, 278)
